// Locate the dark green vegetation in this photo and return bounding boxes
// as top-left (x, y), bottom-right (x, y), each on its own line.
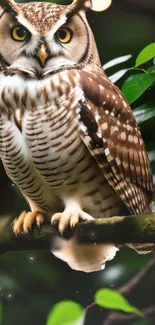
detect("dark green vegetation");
top-left (1, 1), bottom-right (155, 324)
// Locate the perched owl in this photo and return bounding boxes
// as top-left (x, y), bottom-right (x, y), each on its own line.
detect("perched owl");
top-left (0, 0), bottom-right (154, 272)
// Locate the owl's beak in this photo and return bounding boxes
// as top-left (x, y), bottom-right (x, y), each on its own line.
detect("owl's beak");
top-left (36, 44), bottom-right (49, 67)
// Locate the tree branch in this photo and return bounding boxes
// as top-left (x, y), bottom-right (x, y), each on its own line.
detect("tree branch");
top-left (119, 255), bottom-right (155, 295)
top-left (1, 212), bottom-right (155, 252)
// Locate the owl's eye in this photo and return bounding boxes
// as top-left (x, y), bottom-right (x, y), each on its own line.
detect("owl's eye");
top-left (10, 25), bottom-right (30, 42)
top-left (56, 28), bottom-right (72, 44)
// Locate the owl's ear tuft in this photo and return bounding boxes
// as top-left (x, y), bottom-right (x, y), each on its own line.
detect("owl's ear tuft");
top-left (70, 0), bottom-right (108, 12)
top-left (0, 0), bottom-right (19, 15)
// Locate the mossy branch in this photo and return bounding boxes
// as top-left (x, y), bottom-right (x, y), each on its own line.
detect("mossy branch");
top-left (0, 213), bottom-right (155, 253)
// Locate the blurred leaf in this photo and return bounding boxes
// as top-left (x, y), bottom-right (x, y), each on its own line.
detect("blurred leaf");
top-left (95, 289), bottom-right (143, 316)
top-left (109, 69), bottom-right (129, 83)
top-left (103, 54), bottom-right (132, 70)
top-left (133, 102), bottom-right (155, 124)
top-left (46, 301), bottom-right (84, 325)
top-left (135, 43), bottom-right (155, 67)
top-left (122, 73), bottom-right (155, 104)
top-left (147, 65), bottom-right (155, 73)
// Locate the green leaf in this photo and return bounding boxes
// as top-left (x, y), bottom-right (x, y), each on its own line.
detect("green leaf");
top-left (147, 65), bottom-right (155, 73)
top-left (135, 43), bottom-right (155, 67)
top-left (133, 102), bottom-right (155, 124)
top-left (122, 73), bottom-right (155, 104)
top-left (109, 69), bottom-right (129, 83)
top-left (46, 301), bottom-right (84, 325)
top-left (95, 289), bottom-right (143, 316)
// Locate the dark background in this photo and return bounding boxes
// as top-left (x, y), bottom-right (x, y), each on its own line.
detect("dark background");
top-left (0, 1), bottom-right (155, 324)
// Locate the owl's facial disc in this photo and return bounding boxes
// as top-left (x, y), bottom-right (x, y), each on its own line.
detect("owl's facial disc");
top-left (0, 2), bottom-right (92, 77)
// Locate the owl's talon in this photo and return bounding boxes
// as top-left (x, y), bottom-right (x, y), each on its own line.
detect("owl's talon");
top-left (70, 215), bottom-right (79, 228)
top-left (51, 209), bottom-right (93, 235)
top-left (36, 214), bottom-right (44, 227)
top-left (52, 212), bottom-right (74, 234)
top-left (13, 211), bottom-right (46, 235)
top-left (36, 220), bottom-right (41, 227)
top-left (52, 219), bottom-right (59, 227)
top-left (13, 211), bottom-right (27, 236)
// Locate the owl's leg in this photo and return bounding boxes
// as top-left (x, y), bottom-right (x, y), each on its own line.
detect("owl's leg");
top-left (51, 198), bottom-right (93, 234)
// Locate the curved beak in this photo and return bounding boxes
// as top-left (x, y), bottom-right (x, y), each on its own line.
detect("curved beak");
top-left (36, 44), bottom-right (49, 67)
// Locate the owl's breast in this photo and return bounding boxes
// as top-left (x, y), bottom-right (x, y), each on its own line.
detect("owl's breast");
top-left (23, 92), bottom-right (83, 188)
top-left (0, 71), bottom-right (123, 217)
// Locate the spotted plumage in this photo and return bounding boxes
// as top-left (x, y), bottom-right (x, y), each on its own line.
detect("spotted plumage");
top-left (0, 0), bottom-right (154, 272)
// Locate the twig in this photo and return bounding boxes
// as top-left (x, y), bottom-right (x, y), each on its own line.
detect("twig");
top-left (104, 305), bottom-right (155, 325)
top-left (119, 254), bottom-right (155, 295)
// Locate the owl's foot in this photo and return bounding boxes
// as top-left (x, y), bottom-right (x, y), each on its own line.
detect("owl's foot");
top-left (13, 211), bottom-right (46, 235)
top-left (51, 209), bottom-right (93, 234)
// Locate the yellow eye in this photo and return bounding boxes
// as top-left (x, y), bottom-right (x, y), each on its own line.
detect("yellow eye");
top-left (56, 28), bottom-right (72, 44)
top-left (10, 25), bottom-right (30, 42)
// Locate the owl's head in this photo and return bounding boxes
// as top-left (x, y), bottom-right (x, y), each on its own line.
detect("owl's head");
top-left (0, 0), bottom-right (104, 77)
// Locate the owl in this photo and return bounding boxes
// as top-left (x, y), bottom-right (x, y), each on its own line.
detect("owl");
top-left (0, 0), bottom-right (154, 272)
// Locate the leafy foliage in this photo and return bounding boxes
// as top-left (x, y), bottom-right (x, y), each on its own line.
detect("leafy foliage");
top-left (133, 102), bottom-right (155, 125)
top-left (94, 289), bottom-right (143, 316)
top-left (106, 43), bottom-right (155, 106)
top-left (118, 44), bottom-right (155, 105)
top-left (46, 290), bottom-right (142, 325)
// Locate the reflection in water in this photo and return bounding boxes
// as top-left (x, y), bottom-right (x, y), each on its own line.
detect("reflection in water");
top-left (51, 236), bottom-right (118, 272)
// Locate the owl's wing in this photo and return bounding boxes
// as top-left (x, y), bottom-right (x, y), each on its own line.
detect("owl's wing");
top-left (78, 70), bottom-right (153, 215)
